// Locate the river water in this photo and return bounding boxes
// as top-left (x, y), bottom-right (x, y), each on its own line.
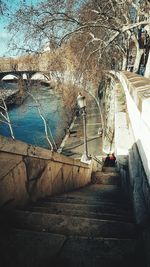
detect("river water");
top-left (0, 84), bottom-right (68, 149)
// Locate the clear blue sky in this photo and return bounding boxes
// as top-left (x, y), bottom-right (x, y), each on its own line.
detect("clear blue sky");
top-left (0, 0), bottom-right (42, 57)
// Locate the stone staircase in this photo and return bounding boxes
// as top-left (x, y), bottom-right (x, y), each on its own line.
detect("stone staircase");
top-left (0, 167), bottom-right (145, 267)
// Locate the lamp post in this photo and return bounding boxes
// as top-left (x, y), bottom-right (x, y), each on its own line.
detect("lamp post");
top-left (77, 93), bottom-right (90, 163)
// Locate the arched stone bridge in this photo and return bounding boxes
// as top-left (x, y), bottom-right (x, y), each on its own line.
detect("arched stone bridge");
top-left (0, 55), bottom-right (53, 82)
top-left (0, 70), bottom-right (52, 82)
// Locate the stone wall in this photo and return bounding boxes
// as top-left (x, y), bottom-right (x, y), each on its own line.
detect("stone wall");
top-left (117, 71), bottom-right (150, 183)
top-left (114, 72), bottom-right (150, 266)
top-left (102, 76), bottom-right (115, 154)
top-left (114, 71), bottom-right (150, 224)
top-left (0, 135), bottom-right (94, 209)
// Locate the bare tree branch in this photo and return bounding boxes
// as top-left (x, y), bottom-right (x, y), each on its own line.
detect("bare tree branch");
top-left (27, 92), bottom-right (57, 150)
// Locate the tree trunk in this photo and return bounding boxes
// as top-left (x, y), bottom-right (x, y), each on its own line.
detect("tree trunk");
top-left (133, 47), bottom-right (144, 73)
top-left (122, 56), bottom-right (127, 70)
top-left (144, 51), bottom-right (150, 78)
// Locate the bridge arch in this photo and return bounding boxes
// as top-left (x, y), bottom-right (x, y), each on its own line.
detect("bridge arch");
top-left (30, 72), bottom-right (51, 82)
top-left (2, 74), bottom-right (19, 80)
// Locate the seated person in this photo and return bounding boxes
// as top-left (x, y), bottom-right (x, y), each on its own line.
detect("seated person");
top-left (104, 153), bottom-right (116, 167)
top-left (109, 153), bottom-right (116, 167)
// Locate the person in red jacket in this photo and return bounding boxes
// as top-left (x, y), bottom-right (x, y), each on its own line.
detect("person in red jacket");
top-left (109, 153), bottom-right (116, 167)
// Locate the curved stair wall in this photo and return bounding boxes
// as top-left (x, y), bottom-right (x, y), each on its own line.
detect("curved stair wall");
top-left (0, 135), bottom-right (95, 208)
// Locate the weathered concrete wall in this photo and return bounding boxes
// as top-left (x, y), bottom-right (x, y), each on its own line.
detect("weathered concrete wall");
top-left (0, 135), bottom-right (93, 209)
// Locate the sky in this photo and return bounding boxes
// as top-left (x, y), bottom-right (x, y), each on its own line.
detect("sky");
top-left (0, 0), bottom-right (42, 57)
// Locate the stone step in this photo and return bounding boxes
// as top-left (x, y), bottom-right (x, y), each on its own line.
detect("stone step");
top-left (51, 188), bottom-right (124, 199)
top-left (102, 167), bottom-right (118, 173)
top-left (32, 201), bottom-right (133, 220)
top-left (13, 210), bottom-right (137, 239)
top-left (33, 201), bottom-right (134, 218)
top-left (77, 184), bottom-right (123, 197)
top-left (44, 193), bottom-right (131, 209)
top-left (63, 183), bottom-right (120, 195)
top-left (0, 228), bottom-right (66, 267)
top-left (81, 183), bottom-right (119, 191)
top-left (42, 184), bottom-right (131, 206)
top-left (0, 229), bottom-right (141, 267)
top-left (25, 205), bottom-right (134, 223)
top-left (93, 171), bottom-right (120, 185)
top-left (53, 236), bottom-right (142, 267)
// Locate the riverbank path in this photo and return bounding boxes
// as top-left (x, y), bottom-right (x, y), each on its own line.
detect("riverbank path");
top-left (60, 101), bottom-right (104, 160)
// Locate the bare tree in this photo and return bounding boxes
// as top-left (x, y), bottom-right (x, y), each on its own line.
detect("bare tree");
top-left (0, 0), bottom-right (8, 15)
top-left (3, 0), bottom-right (150, 148)
top-left (6, 0), bottom-right (150, 72)
top-left (27, 92), bottom-right (57, 151)
top-left (0, 91), bottom-right (15, 139)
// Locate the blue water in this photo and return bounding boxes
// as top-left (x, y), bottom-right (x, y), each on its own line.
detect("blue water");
top-left (0, 85), bottom-right (67, 149)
